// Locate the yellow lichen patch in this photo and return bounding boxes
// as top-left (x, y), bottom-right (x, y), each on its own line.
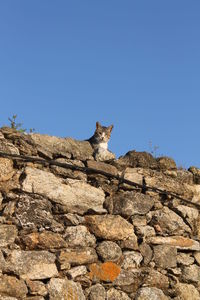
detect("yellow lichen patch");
top-left (89, 261), bottom-right (121, 282)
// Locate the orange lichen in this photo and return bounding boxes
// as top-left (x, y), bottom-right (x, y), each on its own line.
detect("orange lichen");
top-left (89, 261), bottom-right (121, 282)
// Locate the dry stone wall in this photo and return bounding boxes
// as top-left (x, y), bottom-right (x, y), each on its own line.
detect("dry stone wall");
top-left (0, 127), bottom-right (200, 299)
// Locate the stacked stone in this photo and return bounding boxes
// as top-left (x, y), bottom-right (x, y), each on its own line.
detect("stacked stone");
top-left (0, 127), bottom-right (199, 299)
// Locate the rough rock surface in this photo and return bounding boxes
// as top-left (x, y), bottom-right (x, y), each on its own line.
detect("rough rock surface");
top-left (22, 167), bottom-right (105, 214)
top-left (0, 128), bottom-right (199, 299)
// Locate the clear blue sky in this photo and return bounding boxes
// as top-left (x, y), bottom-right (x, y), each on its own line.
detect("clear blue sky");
top-left (0, 1), bottom-right (199, 168)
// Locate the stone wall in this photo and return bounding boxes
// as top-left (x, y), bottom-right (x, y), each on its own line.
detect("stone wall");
top-left (0, 126), bottom-right (200, 299)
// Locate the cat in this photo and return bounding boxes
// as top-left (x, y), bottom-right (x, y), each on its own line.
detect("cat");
top-left (87, 122), bottom-right (115, 161)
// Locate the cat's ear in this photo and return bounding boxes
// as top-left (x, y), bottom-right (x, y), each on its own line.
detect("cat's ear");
top-left (96, 122), bottom-right (101, 129)
top-left (108, 124), bottom-right (114, 132)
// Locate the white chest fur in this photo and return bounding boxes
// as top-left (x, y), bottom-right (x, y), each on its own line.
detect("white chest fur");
top-left (98, 142), bottom-right (108, 150)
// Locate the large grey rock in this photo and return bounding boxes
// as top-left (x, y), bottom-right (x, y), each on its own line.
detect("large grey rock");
top-left (0, 225), bottom-right (17, 247)
top-left (150, 207), bottom-right (191, 235)
top-left (139, 243), bottom-right (153, 265)
top-left (47, 278), bottom-right (85, 300)
top-left (31, 133), bottom-right (93, 160)
top-left (16, 194), bottom-right (63, 232)
top-left (4, 250), bottom-right (58, 280)
top-left (64, 225), bottom-right (96, 247)
top-left (153, 245), bottom-right (177, 268)
top-left (22, 167), bottom-right (105, 215)
top-left (115, 151), bottom-right (158, 170)
top-left (85, 215), bottom-right (134, 240)
top-left (86, 284), bottom-right (106, 300)
top-left (96, 241), bottom-right (122, 262)
top-left (135, 287), bottom-right (168, 300)
top-left (123, 167), bottom-right (195, 200)
top-left (0, 275), bottom-right (28, 299)
top-left (113, 269), bottom-right (141, 293)
top-left (110, 191), bottom-right (154, 217)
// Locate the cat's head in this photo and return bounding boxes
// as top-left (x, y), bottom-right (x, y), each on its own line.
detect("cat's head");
top-left (94, 121), bottom-right (113, 143)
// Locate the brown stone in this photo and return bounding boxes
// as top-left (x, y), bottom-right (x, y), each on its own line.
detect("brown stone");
top-left (182, 264), bottom-right (200, 283)
top-left (143, 269), bottom-right (169, 291)
top-left (26, 279), bottom-right (47, 296)
top-left (194, 252), bottom-right (200, 265)
top-left (175, 282), bottom-right (200, 300)
top-left (0, 158), bottom-right (14, 182)
top-left (147, 236), bottom-right (200, 250)
top-left (85, 215), bottom-right (134, 240)
top-left (107, 287), bottom-right (131, 300)
top-left (0, 275), bottom-right (28, 299)
top-left (87, 160), bottom-right (118, 176)
top-left (31, 133), bottom-right (93, 160)
top-left (156, 156), bottom-right (177, 170)
top-left (59, 248), bottom-right (98, 267)
top-left (21, 231), bottom-right (66, 250)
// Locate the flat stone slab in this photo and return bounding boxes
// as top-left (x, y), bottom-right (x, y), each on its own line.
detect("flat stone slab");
top-left (147, 236), bottom-right (200, 250)
top-left (5, 250), bottom-right (58, 280)
top-left (31, 133), bottom-right (93, 160)
top-left (22, 167), bottom-right (105, 215)
top-left (59, 248), bottom-right (98, 267)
